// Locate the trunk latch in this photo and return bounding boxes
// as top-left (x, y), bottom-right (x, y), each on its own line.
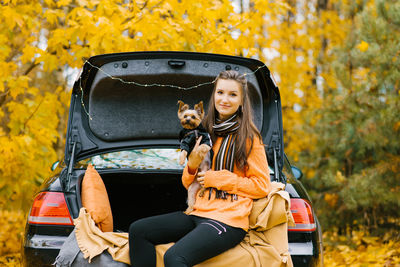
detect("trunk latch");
top-left (168, 60), bottom-right (185, 68)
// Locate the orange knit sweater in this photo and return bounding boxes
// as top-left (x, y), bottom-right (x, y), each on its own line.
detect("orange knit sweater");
top-left (182, 136), bottom-right (271, 231)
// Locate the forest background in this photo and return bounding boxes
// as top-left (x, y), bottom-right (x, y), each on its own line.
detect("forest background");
top-left (0, 0), bottom-right (399, 266)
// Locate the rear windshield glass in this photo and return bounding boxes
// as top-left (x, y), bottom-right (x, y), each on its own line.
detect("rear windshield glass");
top-left (75, 148), bottom-right (183, 170)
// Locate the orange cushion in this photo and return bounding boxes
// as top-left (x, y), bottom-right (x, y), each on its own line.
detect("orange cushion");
top-left (81, 164), bottom-right (113, 232)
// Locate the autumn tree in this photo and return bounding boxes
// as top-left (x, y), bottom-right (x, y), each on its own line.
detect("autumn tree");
top-left (0, 1), bottom-right (70, 211)
top-left (300, 0), bottom-right (400, 233)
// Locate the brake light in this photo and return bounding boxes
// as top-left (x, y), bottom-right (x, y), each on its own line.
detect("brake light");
top-left (28, 192), bottom-right (73, 225)
top-left (288, 198), bottom-right (316, 232)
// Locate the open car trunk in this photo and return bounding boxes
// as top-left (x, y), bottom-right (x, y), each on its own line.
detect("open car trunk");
top-left (95, 171), bottom-right (188, 232)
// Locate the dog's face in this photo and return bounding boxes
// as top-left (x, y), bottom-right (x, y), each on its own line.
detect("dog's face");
top-left (177, 100), bottom-right (204, 130)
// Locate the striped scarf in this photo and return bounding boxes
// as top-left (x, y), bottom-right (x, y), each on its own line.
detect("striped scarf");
top-left (213, 113), bottom-right (239, 172)
top-left (206, 113), bottom-right (239, 201)
top-left (212, 113), bottom-right (240, 137)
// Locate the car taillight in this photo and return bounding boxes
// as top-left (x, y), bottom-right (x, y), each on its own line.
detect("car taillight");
top-left (288, 198), bottom-right (316, 232)
top-left (28, 192), bottom-right (73, 225)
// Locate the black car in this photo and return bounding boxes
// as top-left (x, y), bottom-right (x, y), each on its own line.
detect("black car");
top-left (22, 51), bottom-right (323, 266)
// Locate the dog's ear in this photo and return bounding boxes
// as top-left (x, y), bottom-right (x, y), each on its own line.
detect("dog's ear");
top-left (194, 101), bottom-right (204, 118)
top-left (177, 100), bottom-right (189, 112)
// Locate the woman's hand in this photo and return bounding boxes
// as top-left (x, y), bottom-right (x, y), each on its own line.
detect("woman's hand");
top-left (197, 171), bottom-right (206, 186)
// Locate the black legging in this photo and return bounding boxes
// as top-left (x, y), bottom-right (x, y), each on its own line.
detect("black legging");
top-left (128, 211), bottom-right (246, 267)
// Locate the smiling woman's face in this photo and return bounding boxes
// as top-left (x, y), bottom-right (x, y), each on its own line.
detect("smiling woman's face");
top-left (214, 79), bottom-right (243, 120)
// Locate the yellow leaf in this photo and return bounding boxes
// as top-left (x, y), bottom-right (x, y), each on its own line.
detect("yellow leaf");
top-left (357, 40), bottom-right (369, 52)
top-left (57, 0), bottom-right (72, 7)
top-left (44, 0), bottom-right (53, 5)
top-left (2, 6), bottom-right (22, 29)
top-left (324, 193), bottom-right (339, 207)
top-left (361, 236), bottom-right (379, 245)
top-left (249, 47), bottom-right (259, 56)
top-left (335, 170), bottom-right (346, 183)
top-left (393, 121), bottom-right (400, 131)
top-left (21, 45), bottom-right (38, 64)
top-left (9, 87), bottom-right (25, 99)
top-left (337, 244), bottom-right (350, 252)
top-left (39, 53), bottom-right (59, 72)
top-left (44, 9), bottom-right (62, 25)
top-left (77, 0), bottom-right (89, 7)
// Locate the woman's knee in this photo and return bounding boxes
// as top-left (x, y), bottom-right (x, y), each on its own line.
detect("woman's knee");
top-left (129, 218), bottom-right (148, 237)
top-left (164, 246), bottom-right (188, 267)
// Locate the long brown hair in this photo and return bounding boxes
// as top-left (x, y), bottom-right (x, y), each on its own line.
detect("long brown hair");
top-left (203, 70), bottom-right (262, 171)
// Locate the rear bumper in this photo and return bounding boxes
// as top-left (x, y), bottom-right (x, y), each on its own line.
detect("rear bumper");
top-left (23, 235), bottom-right (320, 266)
top-left (291, 255), bottom-right (318, 267)
top-left (23, 247), bottom-right (60, 267)
top-left (289, 242), bottom-right (321, 267)
top-left (22, 235), bottom-right (67, 267)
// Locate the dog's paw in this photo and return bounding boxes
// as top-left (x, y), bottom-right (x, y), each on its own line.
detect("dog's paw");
top-left (198, 187), bottom-right (206, 197)
top-left (179, 150), bottom-right (187, 165)
top-left (184, 206), bottom-right (194, 214)
top-left (198, 144), bottom-right (211, 156)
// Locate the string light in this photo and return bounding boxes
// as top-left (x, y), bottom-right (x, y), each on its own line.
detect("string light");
top-left (79, 76), bottom-right (93, 120)
top-left (79, 60), bottom-right (268, 120)
top-left (85, 60), bottom-right (219, 90)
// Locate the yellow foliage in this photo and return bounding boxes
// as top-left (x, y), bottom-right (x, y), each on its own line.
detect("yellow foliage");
top-left (324, 193), bottom-right (339, 208)
top-left (259, 0), bottom-right (351, 162)
top-left (0, 210), bottom-right (24, 266)
top-left (324, 230), bottom-right (400, 266)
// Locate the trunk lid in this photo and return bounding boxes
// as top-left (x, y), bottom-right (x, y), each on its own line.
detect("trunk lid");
top-left (65, 51), bottom-right (284, 179)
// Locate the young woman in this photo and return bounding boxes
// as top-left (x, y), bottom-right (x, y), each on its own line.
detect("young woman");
top-left (129, 70), bottom-right (271, 267)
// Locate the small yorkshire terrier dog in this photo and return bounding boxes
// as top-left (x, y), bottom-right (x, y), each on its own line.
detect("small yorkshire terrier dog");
top-left (177, 100), bottom-right (212, 213)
